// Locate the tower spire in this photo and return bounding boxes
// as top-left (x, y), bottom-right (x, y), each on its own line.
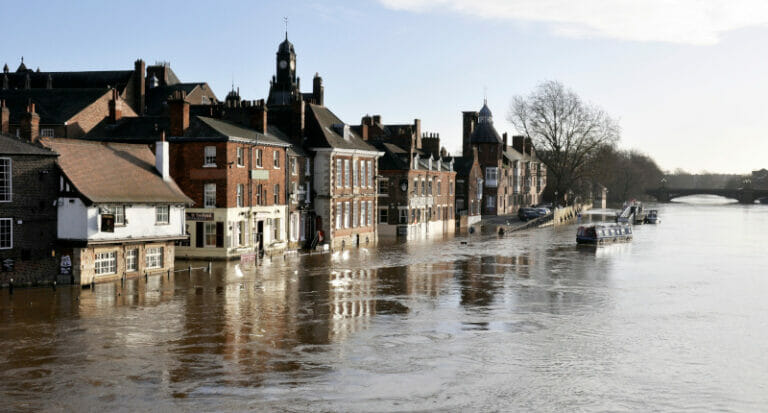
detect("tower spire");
top-left (284, 17), bottom-right (288, 40)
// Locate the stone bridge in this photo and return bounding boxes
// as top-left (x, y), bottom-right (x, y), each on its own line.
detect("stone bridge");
top-left (645, 187), bottom-right (768, 204)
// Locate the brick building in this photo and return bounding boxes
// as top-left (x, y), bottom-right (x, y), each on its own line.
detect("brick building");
top-left (42, 138), bottom-right (191, 285)
top-left (449, 148), bottom-right (483, 228)
top-left (0, 133), bottom-right (59, 287)
top-left (353, 116), bottom-right (456, 239)
top-left (166, 93), bottom-right (293, 259)
top-left (461, 101), bottom-right (546, 216)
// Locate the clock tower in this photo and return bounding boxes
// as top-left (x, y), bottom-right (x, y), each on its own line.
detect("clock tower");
top-left (268, 33), bottom-right (300, 106)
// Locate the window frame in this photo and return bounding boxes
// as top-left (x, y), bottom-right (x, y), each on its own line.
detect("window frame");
top-left (145, 247), bottom-right (164, 269)
top-left (204, 222), bottom-right (217, 247)
top-left (0, 218), bottom-right (12, 249)
top-left (0, 158), bottom-right (11, 203)
top-left (94, 251), bottom-right (117, 275)
top-left (236, 184), bottom-right (244, 207)
top-left (125, 248), bottom-right (138, 272)
top-left (204, 183), bottom-right (216, 208)
top-left (155, 205), bottom-right (170, 225)
top-left (236, 147), bottom-right (244, 167)
top-left (379, 207), bottom-right (388, 224)
top-left (204, 146), bottom-right (217, 167)
top-left (274, 184), bottom-right (279, 204)
top-left (255, 148), bottom-right (263, 168)
top-left (273, 150), bottom-right (280, 169)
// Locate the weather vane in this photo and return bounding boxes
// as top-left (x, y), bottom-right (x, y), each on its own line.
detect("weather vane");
top-left (284, 17), bottom-right (288, 39)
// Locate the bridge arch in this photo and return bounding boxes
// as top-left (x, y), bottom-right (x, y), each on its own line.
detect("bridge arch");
top-left (645, 187), bottom-right (763, 204)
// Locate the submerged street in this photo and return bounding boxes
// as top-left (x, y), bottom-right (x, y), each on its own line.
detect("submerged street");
top-left (1, 197), bottom-right (766, 411)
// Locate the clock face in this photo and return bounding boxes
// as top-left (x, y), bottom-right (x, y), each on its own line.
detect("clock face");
top-left (290, 60), bottom-right (295, 70)
top-left (279, 60), bottom-right (287, 69)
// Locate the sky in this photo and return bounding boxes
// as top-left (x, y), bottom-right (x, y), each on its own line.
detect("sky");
top-left (2, 0), bottom-right (767, 174)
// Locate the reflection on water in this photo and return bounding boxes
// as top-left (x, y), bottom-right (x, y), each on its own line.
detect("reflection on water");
top-left (2, 198), bottom-right (768, 411)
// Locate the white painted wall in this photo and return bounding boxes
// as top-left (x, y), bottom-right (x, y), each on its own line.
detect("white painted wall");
top-left (58, 200), bottom-right (185, 241)
top-left (57, 197), bottom-right (88, 240)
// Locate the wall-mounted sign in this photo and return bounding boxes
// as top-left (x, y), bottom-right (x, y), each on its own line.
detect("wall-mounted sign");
top-left (60, 255), bottom-right (72, 275)
top-left (186, 212), bottom-right (214, 221)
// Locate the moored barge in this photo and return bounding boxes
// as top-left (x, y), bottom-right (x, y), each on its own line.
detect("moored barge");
top-left (576, 223), bottom-right (633, 245)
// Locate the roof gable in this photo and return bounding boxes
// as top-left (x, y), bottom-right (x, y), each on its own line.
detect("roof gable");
top-left (306, 104), bottom-right (378, 152)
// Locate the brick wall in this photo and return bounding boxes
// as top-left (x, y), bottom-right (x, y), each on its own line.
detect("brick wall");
top-left (0, 154), bottom-right (59, 286)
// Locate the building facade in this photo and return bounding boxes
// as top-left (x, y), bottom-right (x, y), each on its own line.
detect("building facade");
top-left (0, 133), bottom-right (59, 286)
top-left (43, 138), bottom-right (191, 285)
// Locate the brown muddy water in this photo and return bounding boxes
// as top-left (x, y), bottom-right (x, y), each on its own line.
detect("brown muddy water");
top-left (1, 196), bottom-right (767, 412)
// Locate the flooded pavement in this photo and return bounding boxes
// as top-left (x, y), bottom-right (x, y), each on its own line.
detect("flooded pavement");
top-left (2, 197), bottom-right (767, 411)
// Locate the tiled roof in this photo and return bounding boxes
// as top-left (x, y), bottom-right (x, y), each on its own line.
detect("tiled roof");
top-left (0, 133), bottom-right (58, 156)
top-left (306, 104), bottom-right (379, 152)
top-left (178, 116), bottom-right (291, 147)
top-left (42, 138), bottom-right (192, 205)
top-left (0, 88), bottom-right (109, 124)
top-left (83, 117), bottom-right (169, 143)
top-left (145, 83), bottom-right (203, 115)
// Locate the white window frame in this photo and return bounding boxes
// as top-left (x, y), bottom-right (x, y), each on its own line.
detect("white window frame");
top-left (0, 218), bottom-right (12, 249)
top-left (255, 149), bottom-right (263, 168)
top-left (273, 218), bottom-right (281, 241)
top-left (204, 183), bottom-right (216, 208)
top-left (155, 205), bottom-right (169, 225)
top-left (273, 150), bottom-right (280, 169)
top-left (236, 184), bottom-right (243, 207)
top-left (204, 146), bottom-right (217, 167)
top-left (353, 160), bottom-right (359, 188)
top-left (344, 159), bottom-right (350, 187)
top-left (336, 159), bottom-right (343, 188)
top-left (40, 128), bottom-right (55, 138)
top-left (236, 147), bottom-right (244, 167)
top-left (125, 248), bottom-right (138, 272)
top-left (274, 184), bottom-right (280, 204)
top-left (361, 161), bottom-right (367, 188)
top-left (94, 251), bottom-right (117, 275)
top-left (290, 157), bottom-right (297, 175)
top-left (0, 158), bottom-right (11, 202)
top-left (145, 247), bottom-right (164, 269)
top-left (336, 202), bottom-right (343, 229)
top-left (485, 167), bottom-right (498, 188)
top-left (353, 200), bottom-right (359, 227)
top-left (344, 201), bottom-right (351, 228)
top-left (367, 160), bottom-right (373, 187)
top-left (204, 222), bottom-right (217, 247)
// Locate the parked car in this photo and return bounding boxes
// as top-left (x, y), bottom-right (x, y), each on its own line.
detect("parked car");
top-left (518, 207), bottom-right (540, 221)
top-left (535, 207), bottom-right (551, 216)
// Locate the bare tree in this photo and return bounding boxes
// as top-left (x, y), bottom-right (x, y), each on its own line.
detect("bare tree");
top-left (508, 81), bottom-right (620, 203)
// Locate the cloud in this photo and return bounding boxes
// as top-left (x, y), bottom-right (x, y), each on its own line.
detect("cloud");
top-left (378, 0), bottom-right (768, 45)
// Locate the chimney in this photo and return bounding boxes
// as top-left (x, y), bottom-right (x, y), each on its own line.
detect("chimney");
top-left (512, 135), bottom-right (525, 153)
top-left (413, 118), bottom-right (422, 149)
top-left (313, 73), bottom-right (324, 105)
top-left (360, 116), bottom-right (370, 140)
top-left (421, 132), bottom-right (440, 159)
top-left (169, 91), bottom-right (189, 136)
top-left (134, 59), bottom-right (146, 115)
top-left (155, 131), bottom-right (170, 180)
top-left (250, 99), bottom-right (268, 134)
top-left (290, 99), bottom-right (305, 146)
top-left (462, 111), bottom-right (478, 157)
top-left (108, 89), bottom-right (122, 123)
top-left (1, 100), bottom-right (9, 134)
top-left (20, 103), bottom-right (40, 142)
top-left (524, 137), bottom-right (533, 155)
top-left (502, 132), bottom-right (508, 148)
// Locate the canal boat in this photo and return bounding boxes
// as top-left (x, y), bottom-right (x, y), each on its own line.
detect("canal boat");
top-left (644, 210), bottom-right (661, 224)
top-left (576, 223), bottom-right (633, 245)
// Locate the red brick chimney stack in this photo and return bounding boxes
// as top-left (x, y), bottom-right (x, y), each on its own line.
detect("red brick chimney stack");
top-left (169, 91), bottom-right (189, 136)
top-left (512, 135), bottom-right (525, 154)
top-left (108, 89), bottom-right (122, 123)
top-left (250, 99), bottom-right (268, 134)
top-left (0, 100), bottom-right (9, 134)
top-left (134, 59), bottom-right (146, 115)
top-left (20, 103), bottom-right (40, 142)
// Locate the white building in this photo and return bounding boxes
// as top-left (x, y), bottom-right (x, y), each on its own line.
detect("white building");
top-left (43, 138), bottom-right (191, 285)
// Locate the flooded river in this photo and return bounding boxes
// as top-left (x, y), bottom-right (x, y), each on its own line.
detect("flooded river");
top-left (2, 197), bottom-right (767, 411)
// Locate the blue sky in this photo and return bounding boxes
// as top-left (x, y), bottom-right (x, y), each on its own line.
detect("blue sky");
top-left (2, 0), bottom-right (768, 174)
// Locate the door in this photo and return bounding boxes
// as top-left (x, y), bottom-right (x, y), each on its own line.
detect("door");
top-left (257, 220), bottom-right (264, 256)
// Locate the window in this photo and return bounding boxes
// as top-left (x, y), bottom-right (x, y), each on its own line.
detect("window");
top-left (344, 159), bottom-right (350, 187)
top-left (291, 213), bottom-right (299, 241)
top-left (361, 161), bottom-right (366, 188)
top-left (156, 205), bottom-right (169, 225)
top-left (103, 205), bottom-right (125, 225)
top-left (273, 150), bottom-right (280, 168)
top-left (344, 201), bottom-right (351, 228)
top-left (238, 221), bottom-right (246, 246)
top-left (413, 179), bottom-right (418, 194)
top-left (274, 218), bottom-right (281, 240)
top-left (379, 208), bottom-right (388, 224)
top-left (353, 160), bottom-right (359, 187)
top-left (125, 249), bottom-right (138, 272)
top-left (367, 160), bottom-right (373, 187)
top-left (305, 158), bottom-right (311, 176)
top-left (0, 158), bottom-right (11, 202)
top-left (204, 184), bottom-right (216, 208)
top-left (437, 180), bottom-right (442, 195)
top-left (428, 179), bottom-right (433, 195)
top-left (487, 195), bottom-right (496, 208)
top-left (204, 146), bottom-right (216, 166)
top-left (255, 148), bottom-right (263, 168)
top-left (485, 167), bottom-right (498, 187)
top-left (0, 218), bottom-right (11, 249)
top-left (367, 201), bottom-right (373, 226)
top-left (204, 222), bottom-right (217, 247)
top-left (236, 147), bottom-right (244, 166)
top-left (290, 157), bottom-right (297, 175)
top-left (399, 209), bottom-right (407, 224)
top-left (94, 251), bottom-right (117, 275)
top-left (256, 184), bottom-right (262, 205)
top-left (236, 184), bottom-right (244, 207)
top-left (411, 209), bottom-right (416, 224)
top-left (274, 184), bottom-right (280, 204)
top-left (40, 128), bottom-right (54, 138)
top-left (421, 179), bottom-right (426, 195)
top-left (146, 247), bottom-right (164, 269)
top-left (336, 159), bottom-right (343, 188)
top-left (378, 180), bottom-right (388, 195)
top-left (353, 201), bottom-right (359, 227)
top-left (336, 202), bottom-right (343, 229)
top-left (450, 180), bottom-right (454, 195)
